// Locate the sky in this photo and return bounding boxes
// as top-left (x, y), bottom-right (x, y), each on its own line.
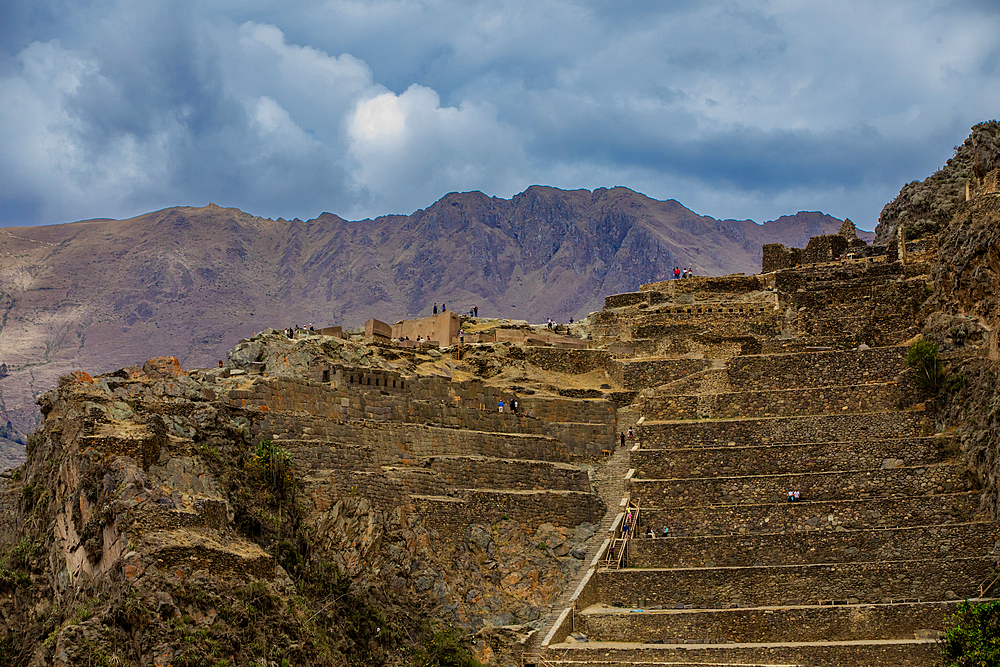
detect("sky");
top-left (1, 1), bottom-right (998, 231)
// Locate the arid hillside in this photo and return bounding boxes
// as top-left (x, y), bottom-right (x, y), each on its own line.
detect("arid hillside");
top-left (0, 186), bottom-right (861, 462)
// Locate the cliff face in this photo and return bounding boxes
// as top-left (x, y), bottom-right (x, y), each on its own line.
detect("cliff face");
top-left (874, 121), bottom-right (1000, 246)
top-left (0, 188), bottom-right (851, 463)
top-left (924, 187), bottom-right (1000, 516)
top-left (0, 339), bottom-right (599, 666)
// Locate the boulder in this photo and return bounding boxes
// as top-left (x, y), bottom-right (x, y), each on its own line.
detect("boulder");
top-left (142, 357), bottom-right (183, 378)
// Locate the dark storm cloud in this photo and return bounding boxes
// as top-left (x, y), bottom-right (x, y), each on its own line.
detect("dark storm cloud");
top-left (1, 0), bottom-right (999, 229)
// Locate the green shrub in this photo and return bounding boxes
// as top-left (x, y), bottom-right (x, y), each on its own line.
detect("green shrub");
top-left (246, 439), bottom-right (294, 498)
top-left (907, 339), bottom-right (944, 394)
top-left (941, 599), bottom-right (1000, 666)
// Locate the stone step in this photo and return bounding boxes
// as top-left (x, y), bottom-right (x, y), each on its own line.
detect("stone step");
top-left (629, 464), bottom-right (973, 507)
top-left (593, 557), bottom-right (992, 609)
top-left (631, 437), bottom-right (953, 478)
top-left (636, 383), bottom-right (901, 421)
top-left (627, 522), bottom-right (997, 568)
top-left (639, 492), bottom-right (982, 536)
top-left (538, 638), bottom-right (938, 667)
top-left (576, 599), bottom-right (968, 644)
top-left (638, 410), bottom-right (929, 448)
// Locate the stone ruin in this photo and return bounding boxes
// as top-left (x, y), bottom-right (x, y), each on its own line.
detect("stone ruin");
top-left (0, 226), bottom-right (991, 667)
top-left (762, 218), bottom-right (871, 272)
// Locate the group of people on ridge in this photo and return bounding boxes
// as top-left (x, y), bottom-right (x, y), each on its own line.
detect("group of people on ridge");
top-left (432, 303), bottom-right (479, 317)
top-left (673, 266), bottom-right (695, 279)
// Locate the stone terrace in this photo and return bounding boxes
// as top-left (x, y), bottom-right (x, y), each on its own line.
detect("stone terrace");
top-left (533, 260), bottom-right (998, 667)
top-left (229, 371), bottom-right (614, 538)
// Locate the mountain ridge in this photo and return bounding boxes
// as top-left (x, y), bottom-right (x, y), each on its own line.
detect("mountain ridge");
top-left (0, 185), bottom-right (865, 462)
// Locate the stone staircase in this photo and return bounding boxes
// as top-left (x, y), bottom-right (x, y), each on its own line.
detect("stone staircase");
top-left (526, 444), bottom-right (632, 653)
top-left (535, 345), bottom-right (999, 667)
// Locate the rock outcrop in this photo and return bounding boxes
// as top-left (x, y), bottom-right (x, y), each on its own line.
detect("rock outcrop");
top-left (874, 120), bottom-right (1000, 245)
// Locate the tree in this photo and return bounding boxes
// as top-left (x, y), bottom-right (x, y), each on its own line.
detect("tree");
top-left (941, 599), bottom-right (1000, 666)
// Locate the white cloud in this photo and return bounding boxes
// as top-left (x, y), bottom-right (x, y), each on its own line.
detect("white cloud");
top-left (1, 0), bottom-right (999, 227)
top-left (347, 84), bottom-right (528, 217)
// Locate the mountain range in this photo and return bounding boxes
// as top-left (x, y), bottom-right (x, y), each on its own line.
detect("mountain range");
top-left (0, 185), bottom-right (868, 463)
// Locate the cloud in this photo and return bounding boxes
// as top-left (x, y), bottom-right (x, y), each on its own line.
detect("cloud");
top-left (1, 0), bottom-right (999, 229)
top-left (346, 84), bottom-right (527, 217)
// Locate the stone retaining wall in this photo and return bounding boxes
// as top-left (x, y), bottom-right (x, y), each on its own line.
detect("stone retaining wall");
top-left (640, 275), bottom-right (765, 294)
top-left (302, 469), bottom-right (411, 512)
top-left (416, 490), bottom-right (604, 533)
top-left (425, 456), bottom-right (590, 492)
top-left (627, 522), bottom-right (997, 568)
top-left (631, 437), bottom-right (953, 478)
top-left (724, 347), bottom-right (907, 390)
top-left (542, 643), bottom-right (938, 667)
top-left (256, 418), bottom-right (571, 464)
top-left (640, 410), bottom-right (929, 447)
top-left (524, 348), bottom-right (612, 375)
top-left (632, 316), bottom-right (780, 341)
top-left (604, 291), bottom-right (666, 309)
top-left (637, 383), bottom-right (900, 420)
top-left (520, 397), bottom-right (616, 424)
top-left (594, 557), bottom-right (991, 608)
top-left (282, 440), bottom-right (381, 474)
top-left (773, 261), bottom-right (927, 291)
top-left (240, 376), bottom-right (614, 457)
top-left (609, 358), bottom-right (707, 390)
top-left (576, 600), bottom-right (959, 643)
top-left (637, 493), bottom-right (982, 536)
top-left (630, 464), bottom-right (975, 507)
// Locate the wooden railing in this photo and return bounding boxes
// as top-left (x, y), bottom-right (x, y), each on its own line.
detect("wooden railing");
top-left (979, 569), bottom-right (1000, 598)
top-left (605, 501), bottom-right (640, 569)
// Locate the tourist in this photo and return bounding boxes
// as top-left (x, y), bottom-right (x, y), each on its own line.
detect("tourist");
top-left (627, 427), bottom-right (634, 445)
top-left (620, 432), bottom-right (626, 448)
top-left (498, 399), bottom-right (504, 413)
top-left (474, 305), bottom-right (478, 317)
top-left (459, 329), bottom-right (465, 344)
top-left (662, 526), bottom-right (669, 538)
top-left (673, 266), bottom-right (680, 279)
top-left (793, 490), bottom-right (800, 501)
top-left (433, 303), bottom-right (438, 315)
top-left (645, 526), bottom-right (653, 538)
top-left (512, 398), bottom-right (518, 414)
top-left (443, 303), bottom-right (447, 312)
top-left (682, 268), bottom-right (688, 279)
top-left (787, 491), bottom-right (794, 502)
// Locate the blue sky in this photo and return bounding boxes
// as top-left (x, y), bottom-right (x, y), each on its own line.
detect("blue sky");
top-left (1, 0), bottom-right (998, 230)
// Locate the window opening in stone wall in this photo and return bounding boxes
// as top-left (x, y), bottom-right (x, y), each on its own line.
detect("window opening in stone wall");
top-left (322, 370), bottom-right (330, 383)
